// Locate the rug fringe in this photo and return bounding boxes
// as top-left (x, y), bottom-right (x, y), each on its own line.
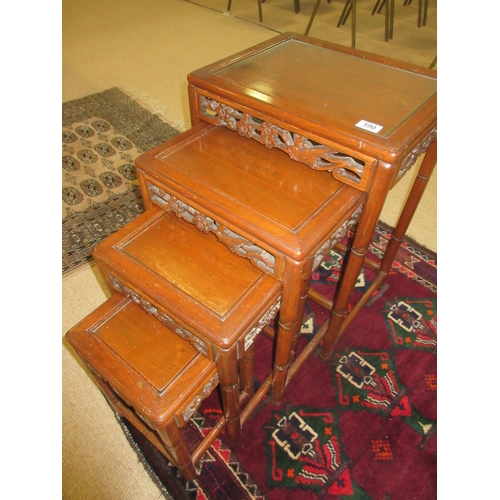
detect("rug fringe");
top-left (121, 86), bottom-right (189, 132)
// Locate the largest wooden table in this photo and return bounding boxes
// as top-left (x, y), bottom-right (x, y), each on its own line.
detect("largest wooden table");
top-left (186, 33), bottom-right (437, 404)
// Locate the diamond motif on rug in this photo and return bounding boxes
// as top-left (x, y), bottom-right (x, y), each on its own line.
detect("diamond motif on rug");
top-left (383, 297), bottom-right (437, 351)
top-left (264, 406), bottom-right (360, 496)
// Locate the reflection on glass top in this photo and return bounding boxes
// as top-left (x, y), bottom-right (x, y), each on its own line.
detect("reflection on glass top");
top-left (215, 39), bottom-right (436, 138)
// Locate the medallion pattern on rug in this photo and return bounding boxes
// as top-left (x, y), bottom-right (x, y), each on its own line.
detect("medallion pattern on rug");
top-left (63, 118), bottom-right (141, 218)
top-left (330, 347), bottom-right (435, 442)
top-left (383, 296), bottom-right (437, 351)
top-left (62, 88), bottom-right (180, 274)
top-left (263, 405), bottom-right (370, 498)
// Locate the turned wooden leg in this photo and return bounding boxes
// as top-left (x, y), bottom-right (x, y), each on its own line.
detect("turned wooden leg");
top-left (290, 255), bottom-right (315, 358)
top-left (239, 343), bottom-right (255, 398)
top-left (378, 140), bottom-right (437, 276)
top-left (271, 257), bottom-right (313, 404)
top-left (187, 84), bottom-right (202, 127)
top-left (90, 370), bottom-right (198, 480)
top-left (320, 162), bottom-right (396, 359)
top-left (157, 420), bottom-right (198, 481)
top-left (217, 347), bottom-right (242, 444)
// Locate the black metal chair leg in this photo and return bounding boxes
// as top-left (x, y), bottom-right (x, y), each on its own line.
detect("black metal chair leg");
top-left (305, 0), bottom-right (322, 35)
top-left (337, 0), bottom-right (351, 27)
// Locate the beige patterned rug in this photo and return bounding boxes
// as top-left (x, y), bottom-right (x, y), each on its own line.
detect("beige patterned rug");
top-left (62, 88), bottom-right (180, 274)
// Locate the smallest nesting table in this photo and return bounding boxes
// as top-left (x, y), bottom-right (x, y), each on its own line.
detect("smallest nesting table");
top-left (66, 294), bottom-right (219, 480)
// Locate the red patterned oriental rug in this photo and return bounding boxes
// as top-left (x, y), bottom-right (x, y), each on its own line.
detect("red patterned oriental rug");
top-left (120, 224), bottom-right (437, 500)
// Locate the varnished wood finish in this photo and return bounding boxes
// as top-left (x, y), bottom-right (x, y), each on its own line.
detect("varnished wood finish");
top-left (186, 32), bottom-right (437, 394)
top-left (66, 33), bottom-right (437, 482)
top-left (136, 123), bottom-right (364, 266)
top-left (92, 206), bottom-right (282, 443)
top-left (188, 33), bottom-right (436, 166)
top-left (66, 294), bottom-right (219, 480)
top-left (135, 122), bottom-right (364, 404)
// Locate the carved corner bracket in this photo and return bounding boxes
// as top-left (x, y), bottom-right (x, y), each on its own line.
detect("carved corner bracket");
top-left (312, 204), bottom-right (363, 270)
top-left (182, 373), bottom-right (219, 423)
top-left (397, 127), bottom-right (437, 182)
top-left (243, 297), bottom-right (281, 352)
